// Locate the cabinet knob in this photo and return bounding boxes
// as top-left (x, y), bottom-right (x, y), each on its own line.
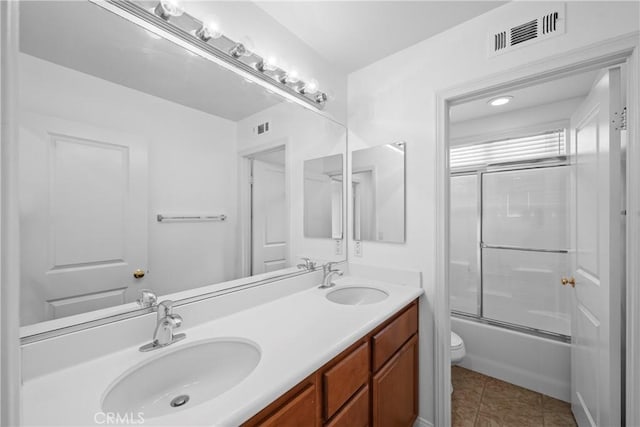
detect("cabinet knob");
top-left (133, 269), bottom-right (146, 279)
top-left (561, 277), bottom-right (575, 287)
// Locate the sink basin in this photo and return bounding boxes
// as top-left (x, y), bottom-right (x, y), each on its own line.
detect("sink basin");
top-left (102, 339), bottom-right (260, 419)
top-left (326, 286), bottom-right (389, 305)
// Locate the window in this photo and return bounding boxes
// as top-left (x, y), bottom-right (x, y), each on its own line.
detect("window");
top-left (450, 129), bottom-right (566, 170)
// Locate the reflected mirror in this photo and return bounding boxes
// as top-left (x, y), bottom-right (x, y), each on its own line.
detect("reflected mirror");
top-left (352, 142), bottom-right (406, 243)
top-left (18, 1), bottom-right (346, 332)
top-left (303, 154), bottom-right (344, 239)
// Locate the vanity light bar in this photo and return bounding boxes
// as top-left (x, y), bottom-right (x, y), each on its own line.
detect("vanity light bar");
top-left (91, 0), bottom-right (327, 111)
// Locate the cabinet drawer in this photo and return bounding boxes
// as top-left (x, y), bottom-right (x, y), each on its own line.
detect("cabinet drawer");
top-left (372, 302), bottom-right (418, 371)
top-left (325, 385), bottom-right (369, 427)
top-left (323, 341), bottom-right (369, 419)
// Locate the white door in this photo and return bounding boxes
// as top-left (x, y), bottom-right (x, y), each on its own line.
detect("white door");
top-left (251, 158), bottom-right (288, 274)
top-left (570, 67), bottom-right (623, 427)
top-left (20, 112), bottom-right (148, 324)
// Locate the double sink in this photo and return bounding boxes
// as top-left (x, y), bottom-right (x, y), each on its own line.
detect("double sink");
top-left (102, 285), bottom-right (389, 420)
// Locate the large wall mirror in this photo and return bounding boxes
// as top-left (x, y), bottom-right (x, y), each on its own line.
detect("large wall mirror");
top-left (352, 142), bottom-right (406, 243)
top-left (303, 154), bottom-right (344, 239)
top-left (18, 1), bottom-right (346, 336)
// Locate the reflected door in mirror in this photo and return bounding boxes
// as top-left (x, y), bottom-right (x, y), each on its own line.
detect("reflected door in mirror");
top-left (252, 156), bottom-right (288, 274)
top-left (352, 143), bottom-right (405, 243)
top-left (304, 154), bottom-right (344, 239)
top-left (19, 112), bottom-right (148, 325)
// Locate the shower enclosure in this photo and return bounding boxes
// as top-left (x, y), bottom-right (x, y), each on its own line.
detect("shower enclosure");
top-left (450, 130), bottom-right (572, 340)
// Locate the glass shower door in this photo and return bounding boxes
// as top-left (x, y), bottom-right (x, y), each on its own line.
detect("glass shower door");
top-left (481, 166), bottom-right (571, 336)
top-left (450, 174), bottom-right (480, 315)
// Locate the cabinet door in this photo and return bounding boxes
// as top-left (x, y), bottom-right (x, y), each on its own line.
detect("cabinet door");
top-left (372, 334), bottom-right (418, 427)
top-left (259, 383), bottom-right (317, 427)
top-left (244, 381), bottom-right (318, 427)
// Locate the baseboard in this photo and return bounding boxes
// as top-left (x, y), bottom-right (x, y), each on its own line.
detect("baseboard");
top-left (414, 416), bottom-right (434, 427)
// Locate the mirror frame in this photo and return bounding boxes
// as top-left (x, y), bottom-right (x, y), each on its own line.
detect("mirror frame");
top-left (18, 0), bottom-right (347, 344)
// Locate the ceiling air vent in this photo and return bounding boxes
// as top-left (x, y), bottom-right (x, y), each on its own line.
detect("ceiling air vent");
top-left (488, 5), bottom-right (565, 57)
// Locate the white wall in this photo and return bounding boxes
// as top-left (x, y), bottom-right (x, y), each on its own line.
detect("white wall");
top-left (237, 102), bottom-right (347, 265)
top-left (450, 96), bottom-right (584, 144)
top-left (347, 1), bottom-right (640, 423)
top-left (19, 54), bottom-right (239, 322)
top-left (184, 1), bottom-right (347, 123)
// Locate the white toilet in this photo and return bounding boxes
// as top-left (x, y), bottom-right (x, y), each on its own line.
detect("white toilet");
top-left (450, 331), bottom-right (466, 393)
top-left (451, 331), bottom-right (466, 364)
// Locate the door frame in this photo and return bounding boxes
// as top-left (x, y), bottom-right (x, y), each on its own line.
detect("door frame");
top-left (238, 140), bottom-right (289, 277)
top-left (434, 33), bottom-right (639, 427)
top-left (0, 1), bottom-right (21, 425)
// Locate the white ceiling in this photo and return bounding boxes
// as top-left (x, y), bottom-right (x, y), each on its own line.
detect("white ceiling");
top-left (254, 1), bottom-right (507, 72)
top-left (450, 70), bottom-right (600, 123)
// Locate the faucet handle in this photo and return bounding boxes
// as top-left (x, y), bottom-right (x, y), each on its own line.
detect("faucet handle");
top-left (297, 257), bottom-right (316, 270)
top-left (157, 300), bottom-right (174, 320)
top-left (323, 262), bottom-right (339, 273)
top-left (166, 313), bottom-right (182, 329)
top-left (137, 289), bottom-right (157, 308)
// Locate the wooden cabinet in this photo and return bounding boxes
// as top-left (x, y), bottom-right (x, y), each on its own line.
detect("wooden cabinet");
top-left (326, 385), bottom-right (369, 427)
top-left (243, 374), bottom-right (320, 427)
top-left (372, 303), bottom-right (418, 371)
top-left (243, 300), bottom-right (419, 427)
top-left (323, 341), bottom-right (369, 419)
top-left (372, 335), bottom-right (419, 427)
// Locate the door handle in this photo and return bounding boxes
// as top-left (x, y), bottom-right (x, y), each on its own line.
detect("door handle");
top-left (561, 277), bottom-right (576, 288)
top-left (133, 269), bottom-right (146, 279)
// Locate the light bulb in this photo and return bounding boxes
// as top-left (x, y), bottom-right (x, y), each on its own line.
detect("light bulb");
top-left (488, 96), bottom-right (513, 106)
top-left (229, 43), bottom-right (247, 58)
top-left (196, 19), bottom-right (222, 41)
top-left (302, 78), bottom-right (319, 94)
top-left (230, 37), bottom-right (254, 58)
top-left (315, 92), bottom-right (328, 104)
top-left (285, 69), bottom-right (299, 84)
top-left (257, 56), bottom-right (278, 72)
top-left (154, 0), bottom-right (184, 20)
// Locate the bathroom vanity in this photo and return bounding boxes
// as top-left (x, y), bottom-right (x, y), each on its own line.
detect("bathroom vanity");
top-left (244, 299), bottom-right (418, 427)
top-left (21, 275), bottom-right (423, 426)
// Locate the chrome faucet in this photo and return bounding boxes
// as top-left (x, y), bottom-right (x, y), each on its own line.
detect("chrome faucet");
top-left (137, 289), bottom-right (157, 308)
top-left (139, 300), bottom-right (186, 352)
top-left (319, 262), bottom-right (343, 289)
top-left (297, 257), bottom-right (317, 270)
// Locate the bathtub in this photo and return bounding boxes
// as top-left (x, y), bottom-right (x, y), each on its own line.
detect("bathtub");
top-left (451, 316), bottom-right (571, 401)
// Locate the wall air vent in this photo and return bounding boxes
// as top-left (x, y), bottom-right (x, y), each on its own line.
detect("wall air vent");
top-left (253, 121), bottom-right (270, 135)
top-left (488, 5), bottom-right (565, 57)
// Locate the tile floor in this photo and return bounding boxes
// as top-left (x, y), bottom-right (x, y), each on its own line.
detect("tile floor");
top-left (451, 366), bottom-right (577, 427)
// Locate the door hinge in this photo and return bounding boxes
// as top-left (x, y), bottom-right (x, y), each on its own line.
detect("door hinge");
top-left (613, 107), bottom-right (627, 131)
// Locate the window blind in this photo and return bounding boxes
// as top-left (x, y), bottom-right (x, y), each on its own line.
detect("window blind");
top-left (450, 129), bottom-right (566, 170)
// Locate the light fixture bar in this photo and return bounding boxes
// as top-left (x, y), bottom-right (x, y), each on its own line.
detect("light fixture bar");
top-left (90, 0), bottom-right (327, 111)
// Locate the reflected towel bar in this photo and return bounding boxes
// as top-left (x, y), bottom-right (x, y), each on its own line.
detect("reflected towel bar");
top-left (481, 243), bottom-right (568, 254)
top-left (157, 214), bottom-right (227, 222)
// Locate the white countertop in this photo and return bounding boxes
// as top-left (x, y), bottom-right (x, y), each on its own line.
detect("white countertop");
top-left (22, 276), bottom-right (423, 426)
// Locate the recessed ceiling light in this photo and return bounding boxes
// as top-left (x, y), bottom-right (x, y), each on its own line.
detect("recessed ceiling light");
top-left (488, 96), bottom-right (513, 106)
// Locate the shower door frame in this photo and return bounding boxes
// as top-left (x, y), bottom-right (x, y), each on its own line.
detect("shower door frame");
top-left (434, 33), bottom-right (640, 427)
top-left (450, 159), bottom-right (573, 343)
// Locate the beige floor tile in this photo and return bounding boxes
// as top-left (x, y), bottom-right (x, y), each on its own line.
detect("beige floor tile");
top-left (452, 401), bottom-right (479, 427)
top-left (451, 367), bottom-right (576, 427)
top-left (482, 377), bottom-right (543, 406)
top-left (542, 395), bottom-right (576, 427)
top-left (452, 366), bottom-right (488, 393)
